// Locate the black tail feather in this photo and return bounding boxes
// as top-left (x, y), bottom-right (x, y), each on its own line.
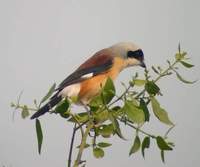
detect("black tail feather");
top-left (30, 95), bottom-right (62, 119)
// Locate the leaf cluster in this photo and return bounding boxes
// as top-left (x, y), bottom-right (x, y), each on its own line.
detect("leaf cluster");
top-left (10, 45), bottom-right (196, 166)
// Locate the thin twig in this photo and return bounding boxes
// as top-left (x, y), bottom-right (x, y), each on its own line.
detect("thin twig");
top-left (69, 113), bottom-right (84, 137)
top-left (119, 118), bottom-right (156, 138)
top-left (68, 123), bottom-right (77, 167)
top-left (135, 60), bottom-right (179, 99)
top-left (12, 91), bottom-right (24, 121)
top-left (75, 120), bottom-right (89, 131)
top-left (108, 85), bottom-right (131, 107)
top-left (13, 104), bottom-right (37, 112)
top-left (93, 85), bottom-right (131, 116)
top-left (92, 132), bottom-right (97, 147)
top-left (164, 125), bottom-right (175, 139)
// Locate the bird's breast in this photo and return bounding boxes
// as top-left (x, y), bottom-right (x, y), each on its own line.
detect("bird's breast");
top-left (78, 57), bottom-right (125, 104)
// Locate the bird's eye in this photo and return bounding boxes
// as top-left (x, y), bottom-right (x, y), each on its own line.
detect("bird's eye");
top-left (127, 49), bottom-right (144, 61)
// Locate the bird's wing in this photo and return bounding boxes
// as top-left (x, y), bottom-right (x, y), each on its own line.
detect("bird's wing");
top-left (56, 49), bottom-right (113, 91)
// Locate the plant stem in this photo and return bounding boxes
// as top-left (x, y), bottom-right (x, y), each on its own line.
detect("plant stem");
top-left (14, 104), bottom-right (37, 112)
top-left (68, 123), bottom-right (77, 167)
top-left (73, 122), bottom-right (93, 167)
top-left (69, 113), bottom-right (84, 137)
top-left (164, 125), bottom-right (175, 139)
top-left (154, 60), bottom-right (178, 82)
top-left (135, 60), bottom-right (179, 99)
top-left (75, 120), bottom-right (89, 131)
top-left (119, 118), bottom-right (156, 138)
top-left (108, 85), bottom-right (131, 107)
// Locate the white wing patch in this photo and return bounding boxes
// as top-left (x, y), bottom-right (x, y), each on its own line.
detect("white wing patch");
top-left (59, 83), bottom-right (81, 98)
top-left (58, 73), bottom-right (93, 98)
top-left (81, 73), bottom-right (93, 79)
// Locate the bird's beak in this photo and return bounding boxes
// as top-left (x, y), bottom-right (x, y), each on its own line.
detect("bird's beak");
top-left (140, 61), bottom-right (146, 68)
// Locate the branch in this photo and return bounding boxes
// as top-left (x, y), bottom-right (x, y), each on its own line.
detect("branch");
top-left (68, 123), bottom-right (77, 167)
top-left (119, 118), bottom-right (156, 138)
top-left (11, 103), bottom-right (37, 112)
top-left (73, 122), bottom-right (93, 167)
top-left (108, 85), bottom-right (131, 107)
top-left (69, 113), bottom-right (84, 137)
top-left (135, 60), bottom-right (179, 99)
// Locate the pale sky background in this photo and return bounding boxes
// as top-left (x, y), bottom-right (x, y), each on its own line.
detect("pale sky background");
top-left (0, 0), bottom-right (200, 167)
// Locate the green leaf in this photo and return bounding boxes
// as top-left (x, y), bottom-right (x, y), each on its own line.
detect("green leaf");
top-left (161, 150), bottom-right (165, 163)
top-left (89, 95), bottom-right (103, 108)
top-left (94, 110), bottom-right (109, 123)
top-left (59, 112), bottom-right (70, 119)
top-left (180, 61), bottom-right (194, 68)
top-left (97, 124), bottom-right (114, 138)
top-left (123, 101), bottom-right (145, 124)
top-left (10, 102), bottom-right (15, 107)
top-left (40, 83), bottom-right (56, 104)
top-left (141, 136), bottom-right (150, 158)
top-left (132, 98), bottom-right (138, 106)
top-left (145, 81), bottom-right (160, 95)
top-left (156, 136), bottom-right (173, 151)
top-left (167, 142), bottom-right (175, 147)
top-left (93, 147), bottom-right (104, 158)
top-left (178, 43), bottom-right (181, 53)
top-left (151, 97), bottom-right (174, 126)
top-left (55, 99), bottom-right (69, 113)
top-left (90, 78), bottom-right (115, 106)
top-left (36, 119), bottom-right (43, 154)
top-left (129, 135), bottom-right (141, 156)
top-left (175, 53), bottom-right (183, 61)
top-left (175, 71), bottom-right (197, 84)
top-left (182, 52), bottom-right (187, 57)
top-left (21, 105), bottom-right (29, 119)
top-left (55, 99), bottom-right (70, 118)
top-left (109, 113), bottom-right (125, 139)
top-left (101, 77), bottom-right (116, 104)
top-left (175, 52), bottom-right (187, 61)
top-left (97, 142), bottom-right (112, 148)
top-left (111, 106), bottom-right (123, 117)
top-left (139, 99), bottom-right (150, 122)
top-left (134, 79), bottom-right (146, 86)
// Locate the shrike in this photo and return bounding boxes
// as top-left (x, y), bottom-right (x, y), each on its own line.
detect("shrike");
top-left (31, 42), bottom-right (145, 119)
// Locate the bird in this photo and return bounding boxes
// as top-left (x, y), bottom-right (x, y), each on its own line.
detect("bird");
top-left (30, 42), bottom-right (146, 119)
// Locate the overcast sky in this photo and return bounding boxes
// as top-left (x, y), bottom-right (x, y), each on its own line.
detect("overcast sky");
top-left (0, 0), bottom-right (200, 167)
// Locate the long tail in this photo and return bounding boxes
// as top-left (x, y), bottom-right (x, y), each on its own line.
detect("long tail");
top-left (30, 95), bottom-right (62, 119)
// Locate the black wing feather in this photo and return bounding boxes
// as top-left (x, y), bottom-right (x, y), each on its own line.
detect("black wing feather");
top-left (56, 59), bottom-right (113, 91)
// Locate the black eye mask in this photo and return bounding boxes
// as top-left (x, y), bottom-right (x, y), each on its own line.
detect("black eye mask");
top-left (127, 49), bottom-right (144, 61)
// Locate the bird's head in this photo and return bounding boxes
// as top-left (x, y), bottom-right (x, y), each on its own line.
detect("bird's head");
top-left (110, 42), bottom-right (146, 68)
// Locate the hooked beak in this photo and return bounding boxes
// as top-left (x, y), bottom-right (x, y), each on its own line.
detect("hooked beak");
top-left (140, 61), bottom-right (146, 68)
